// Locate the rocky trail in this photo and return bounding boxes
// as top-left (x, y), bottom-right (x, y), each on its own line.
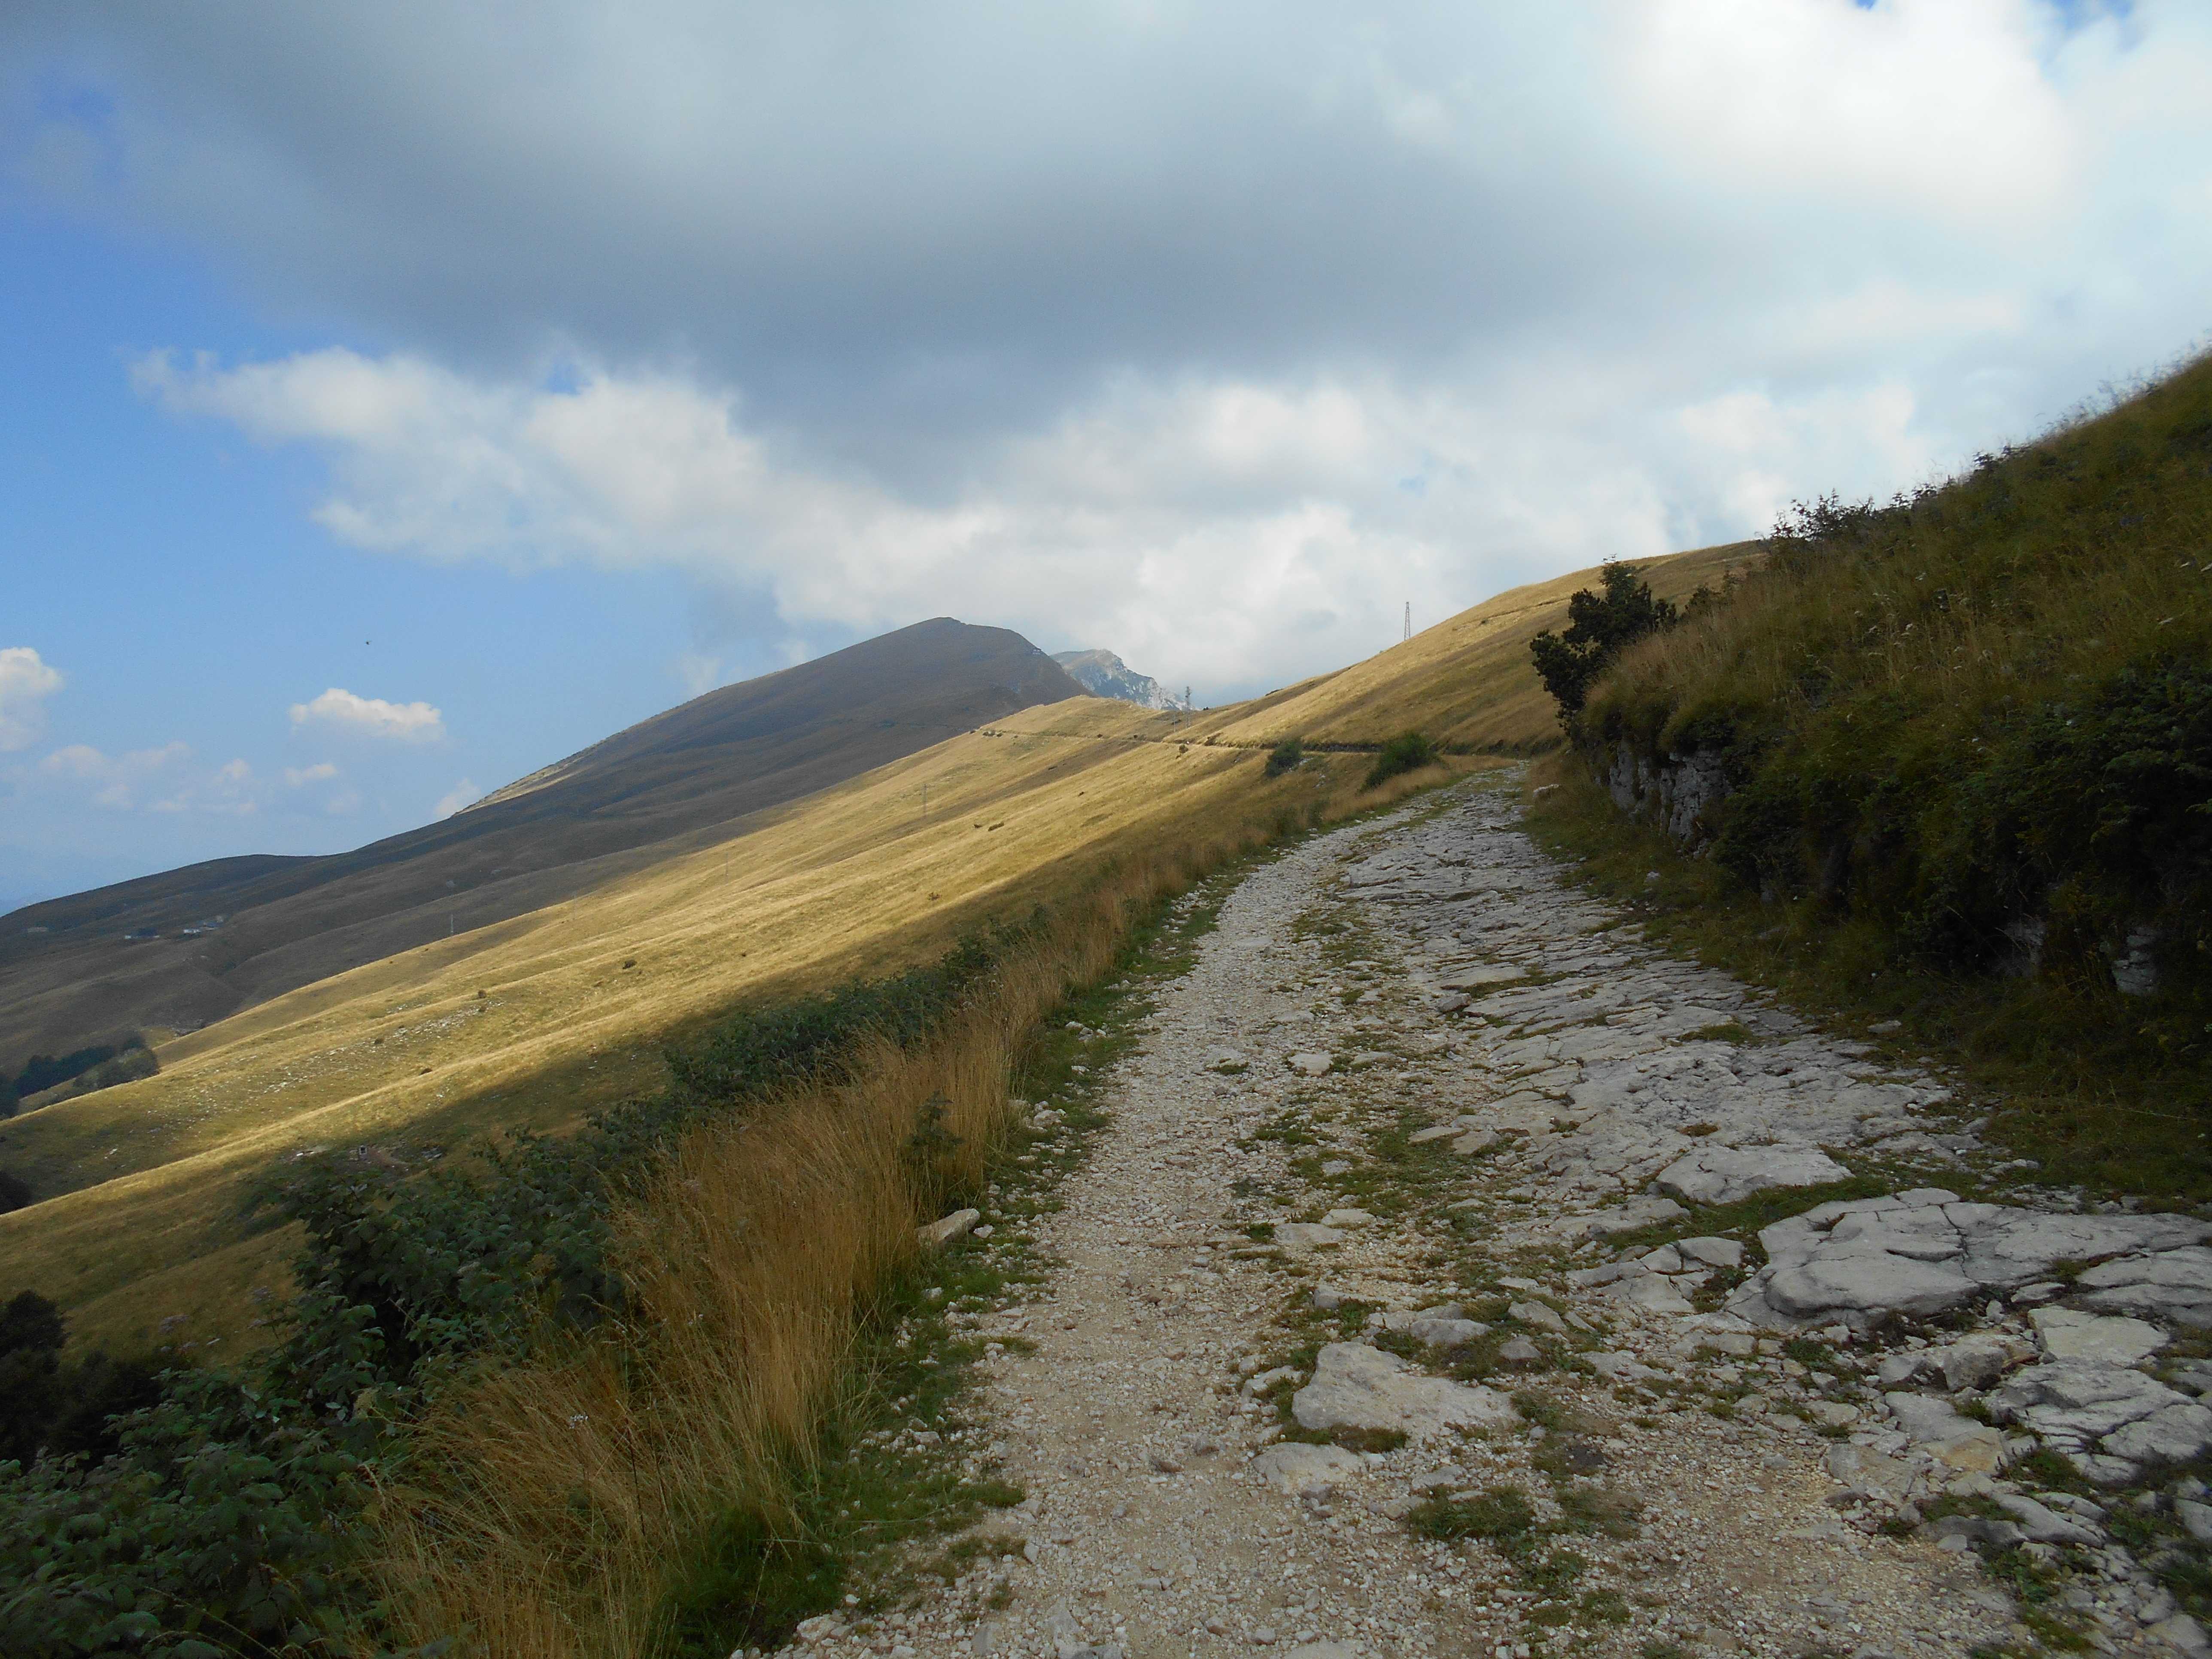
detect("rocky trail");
top-left (794, 777), bottom-right (2212, 1659)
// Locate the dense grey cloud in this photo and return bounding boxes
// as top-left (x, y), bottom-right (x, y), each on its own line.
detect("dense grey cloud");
top-left (6, 1), bottom-right (2209, 697)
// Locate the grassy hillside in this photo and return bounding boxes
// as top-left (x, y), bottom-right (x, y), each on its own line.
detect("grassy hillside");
top-left (0, 546), bottom-right (1744, 1357)
top-left (0, 620), bottom-right (1081, 1075)
top-left (1202, 540), bottom-right (1751, 752)
top-left (1541, 350), bottom-right (2212, 1193)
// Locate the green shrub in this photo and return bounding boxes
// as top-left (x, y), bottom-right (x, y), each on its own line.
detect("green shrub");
top-left (11, 1044), bottom-right (124, 1098)
top-left (1263, 737), bottom-right (1304, 777)
top-left (1364, 732), bottom-right (1439, 790)
top-left (1527, 563), bottom-right (1679, 722)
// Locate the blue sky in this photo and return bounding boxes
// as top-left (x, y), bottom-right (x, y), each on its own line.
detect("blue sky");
top-left (3, 0), bottom-right (2208, 911)
top-left (3, 209), bottom-right (726, 907)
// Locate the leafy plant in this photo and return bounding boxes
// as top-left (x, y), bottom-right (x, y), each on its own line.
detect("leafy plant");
top-left (1264, 737), bottom-right (1305, 777)
top-left (1364, 731), bottom-right (1439, 790)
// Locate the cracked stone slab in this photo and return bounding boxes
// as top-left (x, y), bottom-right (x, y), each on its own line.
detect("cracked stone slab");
top-left (1653, 1142), bottom-right (1850, 1206)
top-left (1290, 1343), bottom-right (1516, 1439)
top-left (1989, 1358), bottom-right (2212, 1465)
top-left (2031, 1307), bottom-right (2170, 1365)
top-left (1731, 1189), bottom-right (2212, 1329)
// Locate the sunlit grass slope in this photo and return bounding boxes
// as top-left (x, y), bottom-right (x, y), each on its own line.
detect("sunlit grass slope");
top-left (0, 545), bottom-right (1740, 1353)
top-left (0, 699), bottom-right (1458, 1352)
top-left (1196, 540), bottom-right (1751, 750)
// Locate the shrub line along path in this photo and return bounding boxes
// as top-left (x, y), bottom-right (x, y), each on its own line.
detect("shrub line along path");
top-left (808, 776), bottom-right (2195, 1659)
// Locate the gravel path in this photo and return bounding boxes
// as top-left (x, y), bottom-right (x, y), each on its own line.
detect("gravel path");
top-left (800, 777), bottom-right (2198, 1659)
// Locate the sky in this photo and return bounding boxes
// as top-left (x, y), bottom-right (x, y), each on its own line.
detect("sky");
top-left (3, 1), bottom-right (2209, 911)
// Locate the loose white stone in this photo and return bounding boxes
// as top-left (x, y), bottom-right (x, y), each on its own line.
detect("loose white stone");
top-left (1291, 1343), bottom-right (1516, 1438)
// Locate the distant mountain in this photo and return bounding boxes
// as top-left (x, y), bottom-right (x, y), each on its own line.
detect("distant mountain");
top-left (1051, 649), bottom-right (1191, 711)
top-left (0, 620), bottom-right (1085, 1075)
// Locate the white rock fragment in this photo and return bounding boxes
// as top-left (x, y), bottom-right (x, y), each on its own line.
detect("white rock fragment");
top-left (1883, 1392), bottom-right (2006, 1473)
top-left (1247, 1443), bottom-right (1366, 1497)
top-left (918, 1209), bottom-right (981, 1251)
top-left (1291, 1342), bottom-right (1516, 1438)
top-left (1676, 1235), bottom-right (1746, 1270)
top-left (1506, 1299), bottom-right (1566, 1332)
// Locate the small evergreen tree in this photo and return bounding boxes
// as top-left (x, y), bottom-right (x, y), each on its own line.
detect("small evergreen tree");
top-left (1527, 562), bottom-right (1678, 723)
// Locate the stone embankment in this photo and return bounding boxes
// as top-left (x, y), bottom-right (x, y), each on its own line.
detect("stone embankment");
top-left (791, 777), bottom-right (2211, 1659)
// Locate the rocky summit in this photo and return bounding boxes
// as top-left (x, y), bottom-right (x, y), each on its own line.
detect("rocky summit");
top-left (793, 774), bottom-right (2211, 1659)
top-left (1051, 648), bottom-right (1193, 712)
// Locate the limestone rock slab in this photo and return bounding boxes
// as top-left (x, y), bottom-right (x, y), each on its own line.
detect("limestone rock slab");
top-left (1988, 1358), bottom-right (2203, 1462)
top-left (1291, 1343), bottom-right (1516, 1439)
top-left (2076, 1246), bottom-right (2212, 1326)
top-left (1765, 1252), bottom-right (1976, 1321)
top-left (2031, 1307), bottom-right (2170, 1365)
top-left (1654, 1143), bottom-right (1849, 1206)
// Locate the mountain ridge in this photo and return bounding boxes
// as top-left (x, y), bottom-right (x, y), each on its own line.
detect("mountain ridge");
top-left (0, 619), bottom-right (1085, 1076)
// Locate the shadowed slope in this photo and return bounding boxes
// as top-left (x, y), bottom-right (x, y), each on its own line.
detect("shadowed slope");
top-left (0, 620), bottom-right (1082, 1076)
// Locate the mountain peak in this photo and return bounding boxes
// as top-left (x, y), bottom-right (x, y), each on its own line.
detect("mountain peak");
top-left (1051, 648), bottom-right (1191, 711)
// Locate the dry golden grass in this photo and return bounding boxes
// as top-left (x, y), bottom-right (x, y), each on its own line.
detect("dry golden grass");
top-left (372, 812), bottom-right (1329, 1656)
top-left (0, 546), bottom-right (1712, 1358)
top-left (1195, 541), bottom-right (1752, 751)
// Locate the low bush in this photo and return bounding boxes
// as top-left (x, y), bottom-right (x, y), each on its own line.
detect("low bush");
top-left (1264, 737), bottom-right (1304, 777)
top-left (1364, 731), bottom-right (1440, 790)
top-left (6, 1040), bottom-right (159, 1109)
top-left (11, 1044), bottom-right (127, 1099)
top-left (0, 1292), bottom-right (164, 1472)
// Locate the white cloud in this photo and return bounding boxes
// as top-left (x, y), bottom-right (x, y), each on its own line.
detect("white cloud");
top-left (0, 647), bottom-right (64, 751)
top-left (30, 743), bottom-right (269, 816)
top-left (138, 346), bottom-right (1949, 696)
top-left (288, 686), bottom-right (446, 742)
top-left (283, 761), bottom-right (340, 786)
top-left (39, 740), bottom-right (205, 811)
top-left (434, 778), bottom-right (480, 818)
top-left (1608, 0), bottom-right (2081, 230)
top-left (41, 2), bottom-right (2212, 699)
